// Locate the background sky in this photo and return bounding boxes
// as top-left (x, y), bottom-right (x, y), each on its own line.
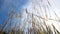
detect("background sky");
top-left (49, 0), bottom-right (60, 21)
top-left (0, 0), bottom-right (60, 26)
top-left (0, 0), bottom-right (29, 25)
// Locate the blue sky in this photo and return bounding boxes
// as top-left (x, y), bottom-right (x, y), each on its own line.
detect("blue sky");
top-left (0, 0), bottom-right (29, 25)
top-left (0, 0), bottom-right (60, 26)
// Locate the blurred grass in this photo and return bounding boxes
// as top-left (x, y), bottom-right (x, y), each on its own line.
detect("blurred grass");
top-left (0, 0), bottom-right (60, 34)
